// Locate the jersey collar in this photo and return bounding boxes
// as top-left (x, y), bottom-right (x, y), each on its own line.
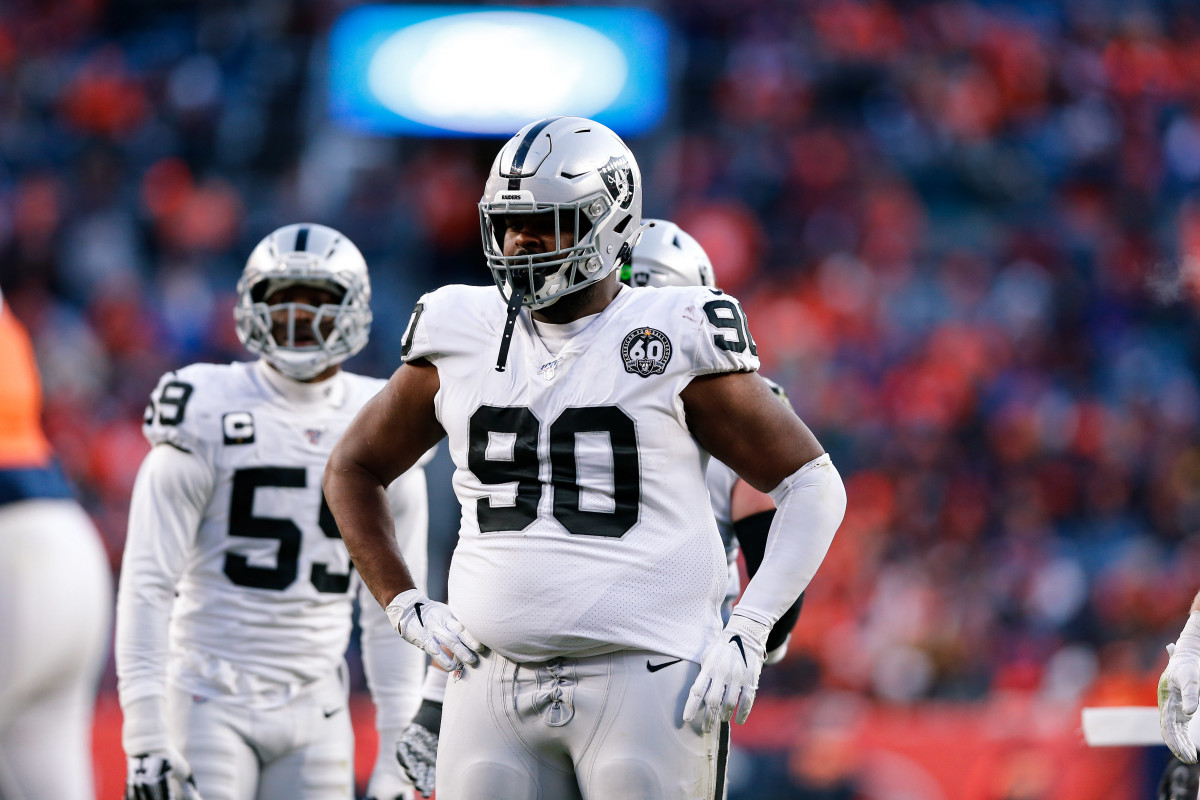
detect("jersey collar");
top-left (254, 359), bottom-right (346, 407)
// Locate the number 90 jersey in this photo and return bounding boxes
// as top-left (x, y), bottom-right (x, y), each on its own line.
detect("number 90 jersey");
top-left (402, 284), bottom-right (759, 664)
top-left (137, 360), bottom-right (429, 698)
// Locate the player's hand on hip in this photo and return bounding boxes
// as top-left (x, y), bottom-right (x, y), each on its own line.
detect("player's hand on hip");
top-left (386, 588), bottom-right (482, 672)
top-left (395, 713), bottom-right (439, 798)
top-left (684, 612), bottom-right (770, 732)
top-left (125, 747), bottom-right (203, 800)
top-left (1160, 614), bottom-right (1200, 763)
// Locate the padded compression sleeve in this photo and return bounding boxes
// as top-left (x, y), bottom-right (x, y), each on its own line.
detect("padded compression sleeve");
top-left (733, 454), bottom-right (845, 626)
top-left (734, 510), bottom-right (804, 651)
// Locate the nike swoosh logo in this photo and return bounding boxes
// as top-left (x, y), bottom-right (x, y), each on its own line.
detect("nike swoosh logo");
top-left (323, 707), bottom-right (341, 718)
top-left (646, 658), bottom-right (683, 673)
top-left (414, 602), bottom-right (425, 626)
top-left (729, 635), bottom-right (747, 666)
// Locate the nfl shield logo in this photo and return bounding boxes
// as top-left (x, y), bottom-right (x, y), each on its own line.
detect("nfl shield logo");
top-left (305, 428), bottom-right (324, 445)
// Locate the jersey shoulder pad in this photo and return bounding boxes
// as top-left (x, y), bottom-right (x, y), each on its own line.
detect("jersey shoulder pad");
top-left (401, 284), bottom-right (503, 364)
top-left (642, 286), bottom-right (760, 377)
top-left (142, 362), bottom-right (252, 453)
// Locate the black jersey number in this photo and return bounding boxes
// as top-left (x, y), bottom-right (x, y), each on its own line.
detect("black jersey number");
top-left (468, 405), bottom-right (641, 538)
top-left (703, 299), bottom-right (758, 356)
top-left (152, 380), bottom-right (194, 426)
top-left (224, 467), bottom-right (352, 592)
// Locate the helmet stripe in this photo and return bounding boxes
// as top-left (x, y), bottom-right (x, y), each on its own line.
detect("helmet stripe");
top-left (294, 226), bottom-right (310, 252)
top-left (507, 117), bottom-right (562, 190)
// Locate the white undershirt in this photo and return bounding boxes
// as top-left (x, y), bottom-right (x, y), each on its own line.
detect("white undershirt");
top-left (532, 313), bottom-right (600, 356)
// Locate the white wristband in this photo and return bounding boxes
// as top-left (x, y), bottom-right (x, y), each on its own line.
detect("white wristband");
top-left (1177, 612), bottom-right (1200, 653)
top-left (121, 694), bottom-right (171, 755)
top-left (422, 665), bottom-right (449, 703)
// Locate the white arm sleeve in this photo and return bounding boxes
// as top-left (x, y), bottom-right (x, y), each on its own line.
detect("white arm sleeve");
top-left (115, 443), bottom-right (212, 748)
top-left (360, 467), bottom-right (430, 732)
top-left (733, 454), bottom-right (846, 626)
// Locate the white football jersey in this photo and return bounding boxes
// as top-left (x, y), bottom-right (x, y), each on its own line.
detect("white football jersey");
top-left (130, 360), bottom-right (429, 701)
top-left (402, 283), bottom-right (760, 663)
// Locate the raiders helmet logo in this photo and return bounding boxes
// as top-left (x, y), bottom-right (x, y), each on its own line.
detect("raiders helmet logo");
top-left (599, 156), bottom-right (635, 210)
top-left (621, 327), bottom-right (672, 377)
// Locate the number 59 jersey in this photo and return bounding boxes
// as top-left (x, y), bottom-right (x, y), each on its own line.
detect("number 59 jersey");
top-left (128, 360), bottom-right (429, 701)
top-left (402, 283), bottom-right (759, 664)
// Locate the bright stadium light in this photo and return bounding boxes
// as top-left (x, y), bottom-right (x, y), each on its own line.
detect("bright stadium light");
top-left (329, 6), bottom-right (668, 137)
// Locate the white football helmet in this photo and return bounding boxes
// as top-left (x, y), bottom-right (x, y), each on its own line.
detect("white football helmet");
top-left (479, 116), bottom-right (644, 309)
top-left (622, 219), bottom-right (716, 289)
top-left (233, 223), bottom-right (372, 380)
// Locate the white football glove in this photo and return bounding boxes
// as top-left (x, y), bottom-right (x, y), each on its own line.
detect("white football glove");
top-left (125, 748), bottom-right (203, 800)
top-left (395, 702), bottom-right (440, 798)
top-left (1160, 613), bottom-right (1200, 763)
top-left (365, 726), bottom-right (416, 800)
top-left (386, 589), bottom-right (482, 672)
top-left (683, 612), bottom-right (770, 732)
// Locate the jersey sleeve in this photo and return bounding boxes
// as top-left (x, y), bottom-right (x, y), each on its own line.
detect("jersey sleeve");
top-left (115, 442), bottom-right (214, 706)
top-left (687, 289), bottom-right (761, 376)
top-left (400, 292), bottom-right (440, 364)
top-left (141, 366), bottom-right (214, 456)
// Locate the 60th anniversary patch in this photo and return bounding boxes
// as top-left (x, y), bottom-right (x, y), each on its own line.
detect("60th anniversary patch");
top-left (621, 327), bottom-right (672, 377)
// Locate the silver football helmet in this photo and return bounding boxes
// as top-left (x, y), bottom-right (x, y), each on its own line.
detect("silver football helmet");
top-left (622, 219), bottom-right (715, 289)
top-left (479, 116), bottom-right (644, 309)
top-left (233, 223), bottom-right (372, 380)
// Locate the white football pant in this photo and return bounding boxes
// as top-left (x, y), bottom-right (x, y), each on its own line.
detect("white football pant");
top-left (437, 649), bottom-right (727, 800)
top-left (0, 499), bottom-right (113, 800)
top-left (168, 668), bottom-right (355, 800)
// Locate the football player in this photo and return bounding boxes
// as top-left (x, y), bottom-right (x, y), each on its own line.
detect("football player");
top-left (0, 288), bottom-right (113, 800)
top-left (324, 116), bottom-right (847, 800)
top-left (1160, 591), bottom-right (1200, 765)
top-left (116, 224), bottom-right (427, 800)
top-left (389, 219), bottom-right (808, 799)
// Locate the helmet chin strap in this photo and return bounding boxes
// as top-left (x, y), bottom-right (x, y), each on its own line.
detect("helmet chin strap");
top-left (495, 277), bottom-right (528, 372)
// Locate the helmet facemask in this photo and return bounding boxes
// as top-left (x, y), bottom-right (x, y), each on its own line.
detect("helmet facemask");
top-left (480, 197), bottom-right (626, 310)
top-left (234, 269), bottom-right (371, 381)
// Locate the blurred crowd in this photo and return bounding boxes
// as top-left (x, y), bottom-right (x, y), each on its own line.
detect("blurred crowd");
top-left (4, 0), bottom-right (1200, 786)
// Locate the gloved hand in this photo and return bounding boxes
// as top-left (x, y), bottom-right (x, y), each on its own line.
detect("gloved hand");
top-left (683, 612), bottom-right (770, 732)
top-left (396, 699), bottom-right (442, 798)
top-left (365, 726), bottom-right (415, 800)
top-left (386, 589), bottom-right (482, 672)
top-left (1160, 613), bottom-right (1200, 763)
top-left (125, 748), bottom-right (203, 800)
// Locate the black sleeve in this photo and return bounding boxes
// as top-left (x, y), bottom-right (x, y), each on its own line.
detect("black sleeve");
top-left (411, 697), bottom-right (443, 735)
top-left (733, 509), bottom-right (804, 651)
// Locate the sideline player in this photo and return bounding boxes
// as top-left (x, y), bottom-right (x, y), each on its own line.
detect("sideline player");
top-left (390, 219), bottom-right (808, 798)
top-left (325, 116), bottom-right (847, 800)
top-left (0, 288), bottom-right (113, 800)
top-left (116, 224), bottom-right (426, 800)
